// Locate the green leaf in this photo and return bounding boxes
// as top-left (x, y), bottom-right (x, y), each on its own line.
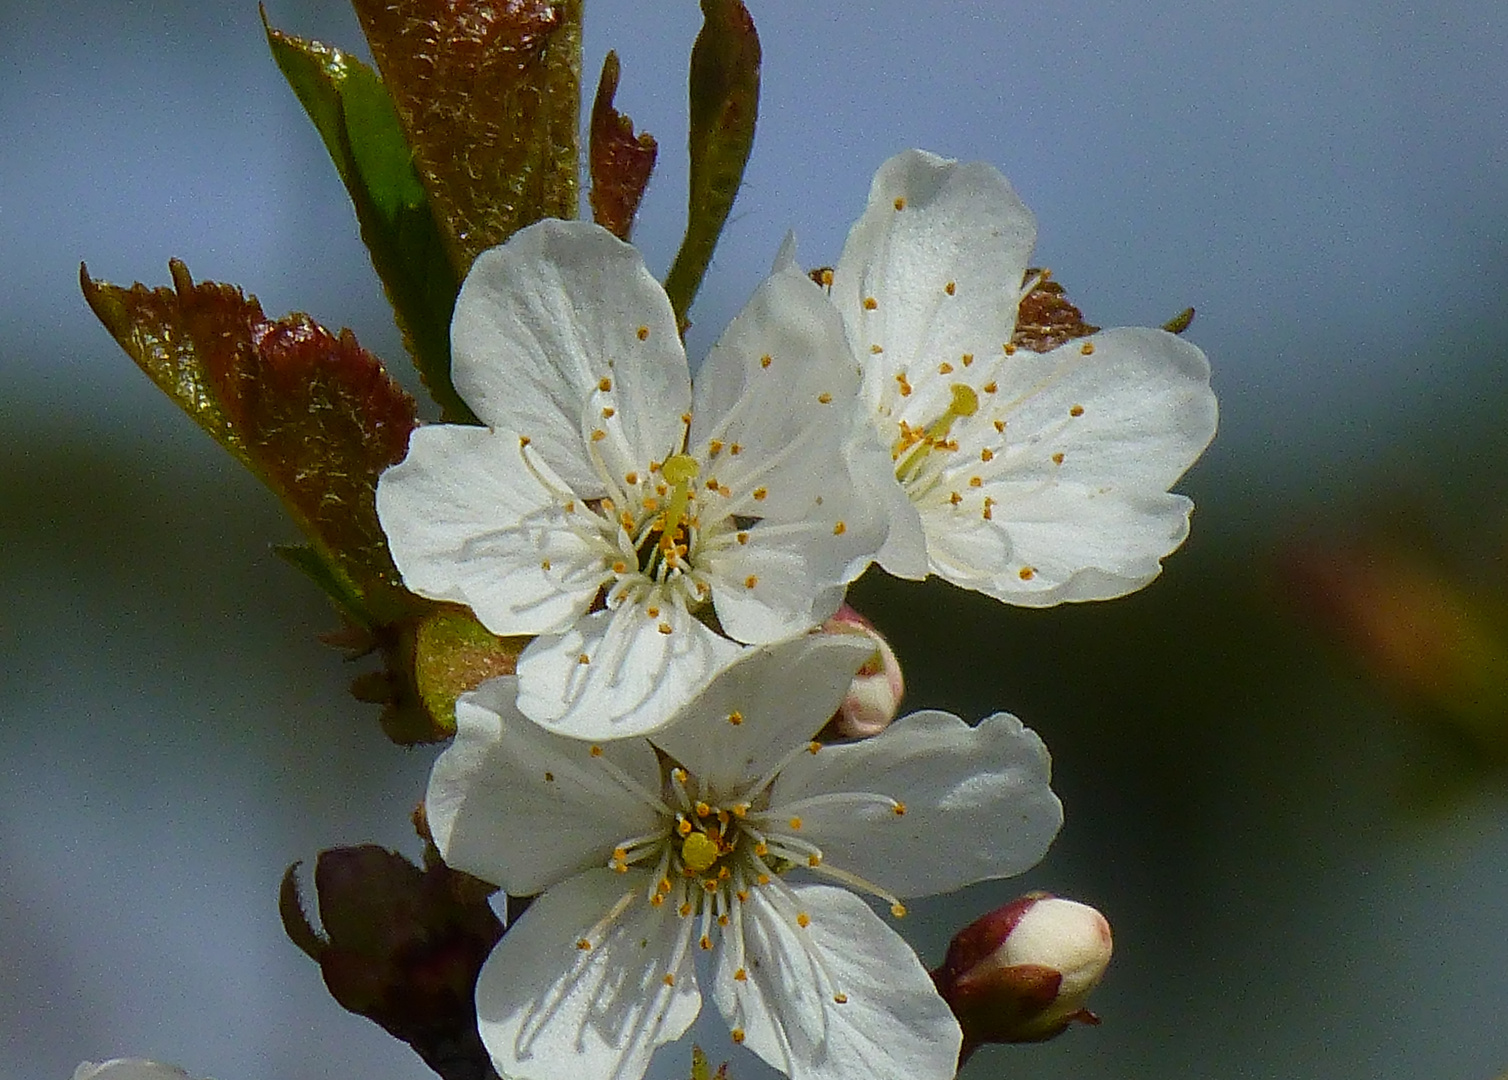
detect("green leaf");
top-left (415, 606), bottom-right (526, 738)
top-left (663, 0), bottom-right (761, 328)
top-left (81, 260), bottom-right (419, 625)
top-left (349, 0), bottom-right (582, 274)
top-left (689, 1046), bottom-right (730, 1080)
top-left (589, 51), bottom-right (658, 240)
top-left (263, 16), bottom-right (475, 424)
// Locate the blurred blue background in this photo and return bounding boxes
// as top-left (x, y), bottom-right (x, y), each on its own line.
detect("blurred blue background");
top-left (4, 1), bottom-right (1508, 1078)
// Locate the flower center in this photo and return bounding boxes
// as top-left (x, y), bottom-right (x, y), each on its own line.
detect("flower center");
top-left (893, 382), bottom-right (978, 483)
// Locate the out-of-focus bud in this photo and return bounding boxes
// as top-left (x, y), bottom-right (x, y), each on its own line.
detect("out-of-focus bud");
top-left (819, 604), bottom-right (904, 739)
top-left (72, 1063), bottom-right (195, 1080)
top-left (932, 892), bottom-right (1112, 1058)
top-left (1283, 537), bottom-right (1508, 759)
top-left (279, 828), bottom-right (506, 1080)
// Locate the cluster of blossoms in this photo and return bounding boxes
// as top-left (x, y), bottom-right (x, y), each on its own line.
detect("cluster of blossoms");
top-left (366, 148), bottom-right (1217, 1080)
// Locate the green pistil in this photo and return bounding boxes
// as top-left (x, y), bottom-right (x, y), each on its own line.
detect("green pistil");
top-left (894, 383), bottom-right (979, 482)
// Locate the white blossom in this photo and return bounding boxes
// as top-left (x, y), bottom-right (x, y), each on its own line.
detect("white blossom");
top-left (72, 1062), bottom-right (195, 1080)
top-left (426, 634), bottom-right (1063, 1080)
top-left (832, 149), bottom-right (1219, 605)
top-left (377, 220), bottom-right (884, 738)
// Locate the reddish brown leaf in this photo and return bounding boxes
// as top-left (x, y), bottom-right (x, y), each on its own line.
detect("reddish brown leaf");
top-left (350, 0), bottom-right (582, 274)
top-left (82, 260), bottom-right (418, 623)
top-left (589, 50), bottom-right (658, 240)
top-left (1012, 270), bottom-right (1100, 353)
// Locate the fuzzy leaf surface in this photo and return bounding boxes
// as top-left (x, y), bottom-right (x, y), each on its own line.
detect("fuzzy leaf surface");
top-left (588, 50), bottom-right (657, 240)
top-left (350, 0), bottom-right (582, 275)
top-left (265, 20), bottom-right (472, 423)
top-left (82, 260), bottom-right (418, 623)
top-left (663, 0), bottom-right (761, 325)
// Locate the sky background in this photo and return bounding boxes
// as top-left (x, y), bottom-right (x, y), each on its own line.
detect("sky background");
top-left (4, 1), bottom-right (1508, 1079)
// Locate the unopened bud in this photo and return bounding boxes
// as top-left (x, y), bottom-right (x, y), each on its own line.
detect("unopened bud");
top-left (72, 1062), bottom-right (195, 1080)
top-left (820, 604), bottom-right (904, 739)
top-left (933, 892), bottom-right (1112, 1056)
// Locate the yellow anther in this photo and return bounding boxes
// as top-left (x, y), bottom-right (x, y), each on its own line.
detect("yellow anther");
top-left (788, 816), bottom-right (803, 830)
top-left (663, 973), bottom-right (676, 986)
top-left (700, 935), bottom-right (712, 950)
top-left (1080, 341), bottom-right (1096, 355)
top-left (590, 745), bottom-right (603, 757)
top-left (734, 968), bottom-right (748, 982)
top-left (728, 710), bottom-right (744, 726)
top-left (891, 902), bottom-right (908, 918)
top-left (892, 801), bottom-right (907, 816)
top-left (576, 938), bottom-right (592, 950)
top-left (598, 376), bottom-right (612, 391)
top-left (808, 854), bottom-right (822, 867)
top-left (1052, 452), bottom-right (1065, 464)
top-left (695, 801), bottom-right (712, 817)
top-left (637, 325), bottom-right (650, 341)
top-left (833, 992), bottom-right (849, 1004)
top-left (1070, 404), bottom-right (1085, 417)
top-left (732, 1028), bottom-right (746, 1044)
top-left (797, 912), bottom-right (811, 928)
top-left (677, 817), bottom-right (694, 837)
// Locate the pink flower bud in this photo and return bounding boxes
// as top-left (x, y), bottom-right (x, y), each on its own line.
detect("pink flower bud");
top-left (933, 892), bottom-right (1112, 1055)
top-left (820, 604), bottom-right (904, 738)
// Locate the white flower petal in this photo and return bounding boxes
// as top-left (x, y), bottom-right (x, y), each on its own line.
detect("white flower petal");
top-left (650, 635), bottom-right (873, 795)
top-left (773, 710), bottom-right (1062, 897)
top-left (848, 431), bottom-right (930, 580)
top-left (73, 1063), bottom-right (193, 1080)
top-left (376, 424), bottom-right (602, 634)
top-left (832, 149), bottom-right (1035, 419)
top-left (703, 529), bottom-right (849, 644)
top-left (939, 325), bottom-right (1217, 602)
top-left (971, 488), bottom-right (1194, 604)
top-left (475, 868), bottom-right (701, 1080)
top-left (690, 263), bottom-right (862, 523)
top-left (516, 603), bottom-right (743, 739)
top-left (426, 677), bottom-right (664, 896)
top-left (451, 220), bottom-right (691, 494)
top-left (712, 884), bottom-right (961, 1080)
top-left (919, 504), bottom-right (1014, 589)
top-left (983, 327), bottom-right (1216, 492)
